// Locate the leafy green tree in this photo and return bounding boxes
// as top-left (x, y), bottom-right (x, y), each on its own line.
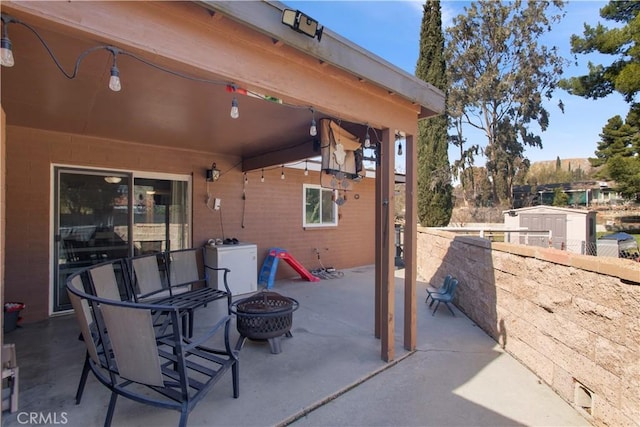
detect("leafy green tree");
top-left (445, 0), bottom-right (566, 206)
top-left (552, 187), bottom-right (569, 206)
top-left (590, 114), bottom-right (636, 170)
top-left (591, 103), bottom-right (640, 199)
top-left (416, 0), bottom-right (453, 226)
top-left (460, 166), bottom-right (493, 207)
top-left (485, 119), bottom-right (530, 202)
top-left (559, 1), bottom-right (640, 103)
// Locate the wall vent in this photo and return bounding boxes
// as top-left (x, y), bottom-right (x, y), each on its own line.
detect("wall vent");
top-left (574, 380), bottom-right (594, 416)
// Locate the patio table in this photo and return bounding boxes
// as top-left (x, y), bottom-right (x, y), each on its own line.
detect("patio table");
top-left (151, 286), bottom-right (230, 337)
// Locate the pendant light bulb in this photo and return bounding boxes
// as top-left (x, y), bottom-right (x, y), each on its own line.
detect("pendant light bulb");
top-left (0, 37), bottom-right (14, 67)
top-left (261, 169), bottom-right (265, 183)
top-left (364, 131), bottom-right (371, 148)
top-left (304, 161), bottom-right (309, 176)
top-left (310, 118), bottom-right (317, 137)
top-left (230, 96), bottom-right (239, 119)
top-left (397, 141), bottom-right (403, 156)
top-left (109, 65), bottom-right (121, 92)
top-left (281, 165), bottom-right (285, 180)
top-left (244, 173), bottom-right (248, 185)
top-left (309, 109), bottom-right (318, 136)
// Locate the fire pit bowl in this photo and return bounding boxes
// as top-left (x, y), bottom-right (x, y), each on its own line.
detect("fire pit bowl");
top-left (230, 291), bottom-right (299, 354)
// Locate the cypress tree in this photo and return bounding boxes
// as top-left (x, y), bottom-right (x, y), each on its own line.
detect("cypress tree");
top-left (416, 0), bottom-right (452, 226)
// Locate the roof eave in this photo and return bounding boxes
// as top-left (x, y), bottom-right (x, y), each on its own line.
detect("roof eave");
top-left (196, 0), bottom-right (445, 118)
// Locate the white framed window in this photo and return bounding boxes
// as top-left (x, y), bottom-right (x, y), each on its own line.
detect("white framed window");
top-left (303, 184), bottom-right (338, 227)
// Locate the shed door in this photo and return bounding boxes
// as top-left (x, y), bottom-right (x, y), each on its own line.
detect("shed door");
top-left (520, 214), bottom-right (566, 249)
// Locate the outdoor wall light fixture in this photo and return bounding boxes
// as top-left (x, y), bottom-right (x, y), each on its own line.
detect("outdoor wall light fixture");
top-left (281, 9), bottom-right (323, 41)
top-left (206, 163), bottom-right (221, 182)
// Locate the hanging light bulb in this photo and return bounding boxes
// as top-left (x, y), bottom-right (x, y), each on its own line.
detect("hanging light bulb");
top-left (261, 168), bottom-right (265, 183)
top-left (397, 141), bottom-right (403, 156)
top-left (0, 34), bottom-right (14, 67)
top-left (244, 172), bottom-right (248, 185)
top-left (109, 64), bottom-right (121, 92)
top-left (364, 126), bottom-right (371, 148)
top-left (309, 109), bottom-right (317, 136)
top-left (310, 118), bottom-right (317, 137)
top-left (230, 96), bottom-right (239, 119)
top-left (304, 161), bottom-right (309, 176)
top-left (281, 165), bottom-right (285, 180)
top-left (0, 17), bottom-right (14, 67)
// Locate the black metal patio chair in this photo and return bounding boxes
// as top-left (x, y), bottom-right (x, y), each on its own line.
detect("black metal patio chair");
top-left (67, 268), bottom-right (239, 427)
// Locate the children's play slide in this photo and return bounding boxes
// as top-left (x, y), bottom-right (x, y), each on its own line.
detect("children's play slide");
top-left (258, 248), bottom-right (320, 289)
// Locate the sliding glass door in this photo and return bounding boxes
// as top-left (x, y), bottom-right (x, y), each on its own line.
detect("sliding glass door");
top-left (132, 177), bottom-right (189, 255)
top-left (53, 168), bottom-right (190, 313)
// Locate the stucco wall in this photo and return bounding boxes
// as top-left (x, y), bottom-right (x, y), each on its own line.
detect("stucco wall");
top-left (5, 126), bottom-right (375, 322)
top-left (417, 228), bottom-right (639, 427)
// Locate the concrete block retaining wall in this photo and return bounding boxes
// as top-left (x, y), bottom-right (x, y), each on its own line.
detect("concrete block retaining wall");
top-left (417, 228), bottom-right (640, 427)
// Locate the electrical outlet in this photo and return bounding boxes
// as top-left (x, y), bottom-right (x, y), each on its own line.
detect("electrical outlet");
top-left (214, 198), bottom-right (221, 210)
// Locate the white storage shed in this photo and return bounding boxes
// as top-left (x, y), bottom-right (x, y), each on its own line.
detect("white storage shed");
top-left (503, 206), bottom-right (597, 254)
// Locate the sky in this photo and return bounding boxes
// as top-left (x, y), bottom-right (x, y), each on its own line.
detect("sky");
top-left (284, 0), bottom-right (631, 170)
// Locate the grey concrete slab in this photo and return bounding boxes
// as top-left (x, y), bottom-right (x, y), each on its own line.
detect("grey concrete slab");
top-left (1, 266), bottom-right (589, 427)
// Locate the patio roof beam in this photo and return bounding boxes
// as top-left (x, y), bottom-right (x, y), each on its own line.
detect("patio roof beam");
top-left (242, 139), bottom-right (318, 172)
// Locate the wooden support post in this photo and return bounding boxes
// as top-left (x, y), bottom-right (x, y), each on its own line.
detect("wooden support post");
top-left (379, 128), bottom-right (395, 362)
top-left (374, 143), bottom-right (382, 340)
top-left (404, 134), bottom-right (417, 350)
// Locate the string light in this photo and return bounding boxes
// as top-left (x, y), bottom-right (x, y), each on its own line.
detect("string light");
top-left (230, 96), bottom-right (239, 119)
top-left (0, 15), bottom-right (14, 67)
top-left (261, 168), bottom-right (265, 183)
top-left (281, 165), bottom-right (285, 180)
top-left (309, 109), bottom-right (317, 136)
top-left (108, 51), bottom-right (121, 92)
top-left (0, 11), bottom-right (403, 157)
top-left (244, 172), bottom-right (248, 184)
top-left (364, 125), bottom-right (371, 148)
top-left (304, 160), bottom-right (309, 176)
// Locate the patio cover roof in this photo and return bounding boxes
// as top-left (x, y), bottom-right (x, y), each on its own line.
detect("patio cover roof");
top-left (0, 1), bottom-right (444, 167)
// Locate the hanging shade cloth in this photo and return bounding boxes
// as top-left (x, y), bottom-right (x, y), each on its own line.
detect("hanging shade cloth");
top-left (320, 119), bottom-right (364, 181)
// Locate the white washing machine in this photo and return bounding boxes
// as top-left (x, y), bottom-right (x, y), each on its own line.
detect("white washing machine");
top-left (205, 243), bottom-right (257, 295)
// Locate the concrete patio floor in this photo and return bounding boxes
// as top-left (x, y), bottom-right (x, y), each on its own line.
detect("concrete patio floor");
top-left (1, 265), bottom-right (590, 427)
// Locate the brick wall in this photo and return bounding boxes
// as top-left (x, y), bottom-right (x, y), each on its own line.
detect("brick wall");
top-left (417, 228), bottom-right (639, 427)
top-left (5, 126), bottom-right (375, 321)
